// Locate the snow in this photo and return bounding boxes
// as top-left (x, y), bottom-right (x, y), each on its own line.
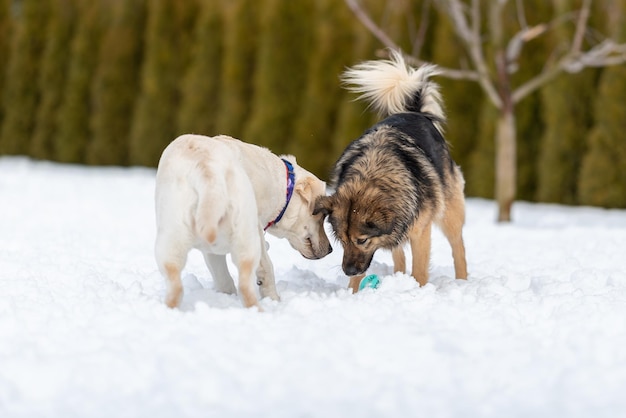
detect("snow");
top-left (1, 156), bottom-right (626, 418)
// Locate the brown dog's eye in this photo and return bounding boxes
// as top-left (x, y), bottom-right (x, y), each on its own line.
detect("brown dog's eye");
top-left (356, 238), bottom-right (368, 245)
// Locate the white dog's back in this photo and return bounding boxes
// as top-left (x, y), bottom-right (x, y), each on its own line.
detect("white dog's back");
top-left (155, 135), bottom-right (256, 254)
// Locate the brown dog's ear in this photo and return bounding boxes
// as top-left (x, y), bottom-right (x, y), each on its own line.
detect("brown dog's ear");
top-left (313, 195), bottom-right (333, 217)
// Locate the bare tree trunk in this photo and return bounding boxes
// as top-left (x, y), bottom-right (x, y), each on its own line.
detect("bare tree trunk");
top-left (495, 109), bottom-right (516, 222)
top-left (491, 1), bottom-right (515, 223)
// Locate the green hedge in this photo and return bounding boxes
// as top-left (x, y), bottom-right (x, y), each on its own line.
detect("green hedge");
top-left (0, 0), bottom-right (624, 208)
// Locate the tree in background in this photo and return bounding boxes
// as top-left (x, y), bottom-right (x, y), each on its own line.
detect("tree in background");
top-left (31, 0), bottom-right (77, 160)
top-left (129, 0), bottom-right (198, 167)
top-left (0, 0), bottom-right (49, 155)
top-left (86, 0), bottom-right (145, 166)
top-left (345, 0), bottom-right (626, 221)
top-left (243, 0), bottom-right (314, 154)
top-left (215, 0), bottom-right (259, 139)
top-left (54, 0), bottom-right (104, 163)
top-left (578, 0), bottom-right (626, 207)
top-left (0, 0), bottom-right (11, 131)
top-left (177, 0), bottom-right (222, 137)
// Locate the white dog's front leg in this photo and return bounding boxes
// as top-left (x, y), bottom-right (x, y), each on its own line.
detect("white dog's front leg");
top-left (203, 253), bottom-right (237, 295)
top-left (256, 236), bottom-right (280, 301)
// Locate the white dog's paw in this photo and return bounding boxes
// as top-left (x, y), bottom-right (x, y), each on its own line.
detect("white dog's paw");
top-left (165, 289), bottom-right (183, 308)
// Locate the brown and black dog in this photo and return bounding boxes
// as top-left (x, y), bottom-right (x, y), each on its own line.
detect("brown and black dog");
top-left (314, 50), bottom-right (467, 293)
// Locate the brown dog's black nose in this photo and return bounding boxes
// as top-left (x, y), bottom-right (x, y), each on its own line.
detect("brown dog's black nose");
top-left (327, 244), bottom-right (333, 254)
top-left (344, 264), bottom-right (362, 276)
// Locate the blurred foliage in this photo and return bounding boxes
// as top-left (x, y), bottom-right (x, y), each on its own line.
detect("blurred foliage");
top-left (128, 0), bottom-right (197, 167)
top-left (214, 0), bottom-right (258, 139)
top-left (578, 0), bottom-right (626, 207)
top-left (536, 0), bottom-right (600, 205)
top-left (0, 0), bottom-right (49, 155)
top-left (243, 0), bottom-right (315, 154)
top-left (53, 0), bottom-right (104, 163)
top-left (0, 0), bottom-right (624, 208)
top-left (87, 0), bottom-right (145, 166)
top-left (0, 0), bottom-right (12, 132)
top-left (176, 0), bottom-right (222, 137)
top-left (31, 0), bottom-right (77, 160)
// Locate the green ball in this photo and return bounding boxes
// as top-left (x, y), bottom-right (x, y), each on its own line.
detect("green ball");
top-left (359, 274), bottom-right (380, 291)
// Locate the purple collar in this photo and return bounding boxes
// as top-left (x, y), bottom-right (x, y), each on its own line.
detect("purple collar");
top-left (264, 159), bottom-right (295, 231)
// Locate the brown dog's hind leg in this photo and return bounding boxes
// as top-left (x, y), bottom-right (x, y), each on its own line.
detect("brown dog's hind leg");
top-left (409, 217), bottom-right (432, 287)
top-left (440, 192), bottom-right (468, 280)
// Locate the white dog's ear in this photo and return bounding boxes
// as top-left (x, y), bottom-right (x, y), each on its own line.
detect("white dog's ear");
top-left (295, 177), bottom-right (315, 205)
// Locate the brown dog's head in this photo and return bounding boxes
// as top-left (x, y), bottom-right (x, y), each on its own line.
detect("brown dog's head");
top-left (314, 184), bottom-right (404, 276)
top-left (269, 157), bottom-right (332, 260)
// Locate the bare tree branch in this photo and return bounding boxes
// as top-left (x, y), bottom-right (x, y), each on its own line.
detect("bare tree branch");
top-left (442, 0), bottom-right (472, 42)
top-left (506, 24), bottom-right (548, 67)
top-left (411, 0), bottom-right (432, 58)
top-left (515, 0), bottom-right (527, 30)
top-left (343, 0), bottom-right (402, 52)
top-left (439, 0), bottom-right (502, 108)
top-left (571, 0), bottom-right (591, 54)
top-left (566, 40), bottom-right (626, 70)
top-left (505, 10), bottom-right (581, 73)
top-left (512, 0), bottom-right (626, 103)
top-left (343, 0), bottom-right (481, 82)
top-left (345, 0), bottom-right (626, 108)
top-left (511, 62), bottom-right (563, 104)
top-left (513, 40), bottom-right (626, 103)
top-left (470, 0), bottom-right (480, 41)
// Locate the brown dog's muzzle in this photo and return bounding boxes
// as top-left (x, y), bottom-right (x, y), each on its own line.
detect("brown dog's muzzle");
top-left (342, 250), bottom-right (374, 276)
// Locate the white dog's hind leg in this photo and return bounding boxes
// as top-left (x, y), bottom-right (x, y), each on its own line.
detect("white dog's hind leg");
top-left (163, 263), bottom-right (183, 308)
top-left (203, 253), bottom-right (237, 295)
top-left (233, 255), bottom-right (260, 309)
top-left (155, 234), bottom-right (189, 308)
top-left (256, 233), bottom-right (280, 301)
top-left (231, 233), bottom-right (262, 309)
top-left (156, 245), bottom-right (187, 308)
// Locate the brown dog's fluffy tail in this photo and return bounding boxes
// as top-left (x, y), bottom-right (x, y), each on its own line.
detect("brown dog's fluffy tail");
top-left (342, 50), bottom-right (445, 133)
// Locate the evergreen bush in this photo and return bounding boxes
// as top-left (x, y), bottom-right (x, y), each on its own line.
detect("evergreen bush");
top-left (87, 0), bottom-right (145, 166)
top-left (0, 0), bottom-right (49, 155)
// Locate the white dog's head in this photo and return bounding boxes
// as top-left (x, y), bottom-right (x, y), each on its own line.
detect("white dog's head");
top-left (268, 158), bottom-right (332, 260)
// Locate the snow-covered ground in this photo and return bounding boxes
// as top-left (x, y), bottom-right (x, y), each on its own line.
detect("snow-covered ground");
top-left (1, 156), bottom-right (626, 418)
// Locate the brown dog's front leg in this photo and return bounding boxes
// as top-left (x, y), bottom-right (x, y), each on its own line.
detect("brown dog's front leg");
top-left (392, 246), bottom-right (406, 274)
top-left (409, 222), bottom-right (432, 287)
top-left (348, 274), bottom-right (366, 294)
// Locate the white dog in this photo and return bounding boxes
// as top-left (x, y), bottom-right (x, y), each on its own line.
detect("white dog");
top-left (155, 134), bottom-right (332, 309)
